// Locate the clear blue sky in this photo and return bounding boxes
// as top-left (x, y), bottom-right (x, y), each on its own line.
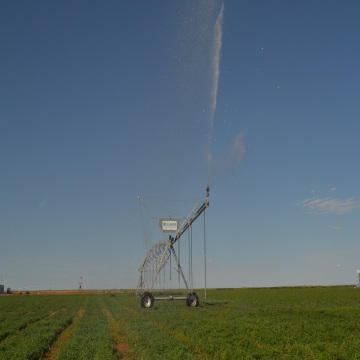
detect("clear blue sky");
top-left (1, 1), bottom-right (360, 291)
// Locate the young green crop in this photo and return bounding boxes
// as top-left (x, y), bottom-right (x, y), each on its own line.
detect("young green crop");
top-left (56, 295), bottom-right (115, 360)
top-left (1, 287), bottom-right (360, 359)
top-left (107, 287), bottom-right (360, 359)
top-left (0, 306), bottom-right (75, 359)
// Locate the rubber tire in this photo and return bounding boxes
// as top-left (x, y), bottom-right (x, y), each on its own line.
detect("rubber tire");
top-left (141, 292), bottom-right (154, 308)
top-left (186, 292), bottom-right (199, 307)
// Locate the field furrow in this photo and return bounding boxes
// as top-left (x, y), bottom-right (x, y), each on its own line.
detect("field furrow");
top-left (0, 311), bottom-right (73, 359)
top-left (55, 296), bottom-right (116, 360)
top-left (42, 307), bottom-right (85, 360)
top-left (101, 304), bottom-right (135, 360)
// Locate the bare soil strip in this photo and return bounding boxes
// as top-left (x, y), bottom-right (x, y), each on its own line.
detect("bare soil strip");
top-left (42, 308), bottom-right (85, 360)
top-left (151, 320), bottom-right (213, 360)
top-left (101, 308), bottom-right (136, 360)
top-left (0, 310), bottom-right (59, 346)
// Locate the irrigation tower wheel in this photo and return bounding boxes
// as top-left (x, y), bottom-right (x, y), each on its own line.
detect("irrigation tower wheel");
top-left (186, 292), bottom-right (199, 307)
top-left (141, 292), bottom-right (155, 308)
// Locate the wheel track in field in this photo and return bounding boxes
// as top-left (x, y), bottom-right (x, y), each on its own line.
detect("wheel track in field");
top-left (148, 319), bottom-right (214, 360)
top-left (123, 305), bottom-right (214, 360)
top-left (101, 307), bottom-right (136, 360)
top-left (41, 307), bottom-right (85, 360)
top-left (0, 309), bottom-right (61, 346)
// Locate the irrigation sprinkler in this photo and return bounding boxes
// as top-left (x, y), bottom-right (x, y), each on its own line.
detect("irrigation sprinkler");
top-left (137, 186), bottom-right (209, 308)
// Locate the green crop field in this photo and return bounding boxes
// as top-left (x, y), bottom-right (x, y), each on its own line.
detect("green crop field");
top-left (1, 286), bottom-right (360, 359)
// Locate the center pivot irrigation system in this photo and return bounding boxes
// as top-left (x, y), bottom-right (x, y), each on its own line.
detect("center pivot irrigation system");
top-left (137, 186), bottom-right (210, 308)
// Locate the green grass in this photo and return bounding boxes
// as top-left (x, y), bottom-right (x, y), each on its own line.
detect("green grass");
top-left (1, 287), bottom-right (360, 359)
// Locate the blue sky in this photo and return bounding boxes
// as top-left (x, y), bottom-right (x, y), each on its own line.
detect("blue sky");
top-left (1, 0), bottom-right (360, 291)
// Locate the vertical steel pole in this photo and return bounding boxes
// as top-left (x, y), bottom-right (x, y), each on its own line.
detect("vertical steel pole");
top-left (188, 230), bottom-right (191, 290)
top-left (204, 209), bottom-right (207, 301)
top-left (190, 225), bottom-right (193, 291)
top-left (178, 240), bottom-right (180, 289)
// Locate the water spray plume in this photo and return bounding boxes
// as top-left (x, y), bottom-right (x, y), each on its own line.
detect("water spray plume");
top-left (209, 3), bottom-right (224, 136)
top-left (207, 153), bottom-right (212, 171)
top-left (228, 132), bottom-right (245, 167)
top-left (207, 2), bottom-right (224, 181)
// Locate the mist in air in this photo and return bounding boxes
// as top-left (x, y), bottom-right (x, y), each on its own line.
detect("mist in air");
top-left (147, 1), bottom-right (236, 198)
